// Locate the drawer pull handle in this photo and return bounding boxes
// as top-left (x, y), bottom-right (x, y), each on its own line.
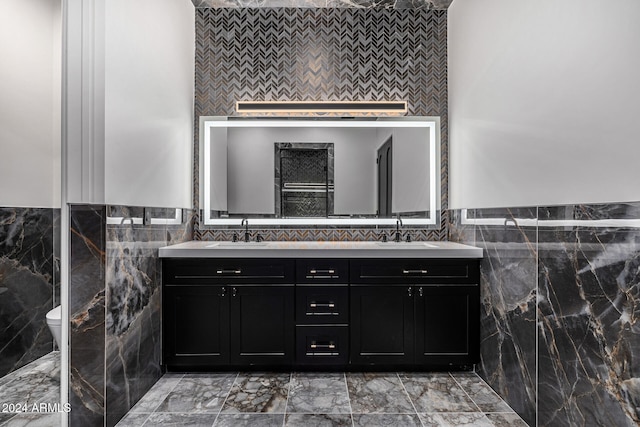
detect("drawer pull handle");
top-left (403, 269), bottom-right (428, 274)
top-left (310, 341), bottom-right (336, 349)
top-left (309, 269), bottom-right (336, 275)
top-left (217, 269), bottom-right (242, 274)
top-left (309, 302), bottom-right (335, 308)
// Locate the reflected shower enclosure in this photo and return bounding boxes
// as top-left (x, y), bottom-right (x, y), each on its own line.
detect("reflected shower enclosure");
top-left (275, 143), bottom-right (335, 218)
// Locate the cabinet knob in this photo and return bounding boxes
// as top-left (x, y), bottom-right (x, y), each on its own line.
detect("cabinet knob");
top-left (232, 287), bottom-right (237, 297)
top-left (221, 287), bottom-right (226, 297)
top-left (418, 286), bottom-right (423, 297)
top-left (408, 287), bottom-right (412, 297)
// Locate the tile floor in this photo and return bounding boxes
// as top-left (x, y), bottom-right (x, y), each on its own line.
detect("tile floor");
top-left (0, 352), bottom-right (61, 427)
top-left (116, 371), bottom-right (528, 427)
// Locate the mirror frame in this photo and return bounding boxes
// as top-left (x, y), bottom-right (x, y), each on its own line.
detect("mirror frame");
top-left (200, 116), bottom-right (440, 227)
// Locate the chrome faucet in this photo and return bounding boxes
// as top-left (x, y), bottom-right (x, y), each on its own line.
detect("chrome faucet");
top-left (394, 214), bottom-right (403, 242)
top-left (241, 218), bottom-right (250, 242)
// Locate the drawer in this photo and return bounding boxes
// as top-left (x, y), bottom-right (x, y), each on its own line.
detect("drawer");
top-left (296, 326), bottom-right (348, 365)
top-left (296, 286), bottom-right (348, 324)
top-left (350, 259), bottom-right (479, 284)
top-left (296, 259), bottom-right (348, 284)
top-left (163, 258), bottom-right (295, 284)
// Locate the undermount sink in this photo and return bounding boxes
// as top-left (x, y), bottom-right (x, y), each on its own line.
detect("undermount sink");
top-left (206, 242), bottom-right (269, 248)
top-left (376, 241), bottom-right (439, 248)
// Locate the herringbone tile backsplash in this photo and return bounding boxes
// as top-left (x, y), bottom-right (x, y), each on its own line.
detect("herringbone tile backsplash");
top-left (194, 8), bottom-right (448, 241)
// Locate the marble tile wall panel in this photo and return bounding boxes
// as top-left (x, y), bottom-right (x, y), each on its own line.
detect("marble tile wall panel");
top-left (69, 205), bottom-right (107, 427)
top-left (105, 207), bottom-right (195, 427)
top-left (0, 207), bottom-right (58, 379)
top-left (194, 7), bottom-right (449, 241)
top-left (450, 202), bottom-right (640, 427)
top-left (449, 208), bottom-right (538, 426)
top-left (537, 203), bottom-right (640, 427)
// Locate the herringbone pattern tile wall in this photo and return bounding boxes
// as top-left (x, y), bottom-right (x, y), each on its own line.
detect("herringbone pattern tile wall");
top-left (194, 8), bottom-right (448, 241)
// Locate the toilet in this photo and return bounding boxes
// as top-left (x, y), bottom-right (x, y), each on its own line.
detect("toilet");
top-left (46, 305), bottom-right (61, 348)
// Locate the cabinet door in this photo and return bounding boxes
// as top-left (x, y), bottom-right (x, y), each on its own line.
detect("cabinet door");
top-left (229, 285), bottom-right (294, 366)
top-left (414, 285), bottom-right (480, 365)
top-left (350, 285), bottom-right (414, 365)
top-left (163, 285), bottom-right (229, 367)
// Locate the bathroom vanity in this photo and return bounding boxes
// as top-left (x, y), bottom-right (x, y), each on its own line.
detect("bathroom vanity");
top-left (159, 241), bottom-right (482, 371)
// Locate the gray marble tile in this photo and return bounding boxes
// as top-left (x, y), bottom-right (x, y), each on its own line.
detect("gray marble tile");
top-left (0, 353), bottom-right (60, 409)
top-left (144, 412), bottom-right (216, 427)
top-left (400, 373), bottom-right (478, 413)
top-left (156, 374), bottom-right (236, 413)
top-left (286, 373), bottom-right (350, 414)
top-left (215, 413), bottom-right (284, 427)
top-left (129, 374), bottom-right (183, 413)
top-left (285, 413), bottom-right (352, 427)
top-left (0, 413), bottom-right (61, 427)
top-left (485, 412), bottom-right (529, 427)
top-left (419, 412), bottom-right (494, 427)
top-left (451, 373), bottom-right (512, 412)
top-left (346, 373), bottom-right (414, 414)
top-left (221, 373), bottom-right (289, 414)
top-left (352, 413), bottom-right (422, 427)
top-left (0, 414), bottom-right (16, 425)
top-left (114, 412), bottom-right (150, 427)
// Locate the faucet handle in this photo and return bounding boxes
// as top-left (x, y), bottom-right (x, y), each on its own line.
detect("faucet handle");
top-left (379, 232), bottom-right (388, 242)
top-left (256, 233), bottom-right (264, 242)
top-left (405, 233), bottom-right (412, 243)
top-left (232, 232), bottom-right (239, 242)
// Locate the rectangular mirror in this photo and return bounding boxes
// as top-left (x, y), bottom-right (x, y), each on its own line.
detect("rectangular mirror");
top-left (201, 117), bottom-right (440, 227)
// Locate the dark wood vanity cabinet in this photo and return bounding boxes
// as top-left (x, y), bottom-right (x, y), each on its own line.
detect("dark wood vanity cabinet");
top-left (350, 259), bottom-right (480, 368)
top-left (162, 259), bottom-right (295, 368)
top-left (162, 257), bottom-right (480, 370)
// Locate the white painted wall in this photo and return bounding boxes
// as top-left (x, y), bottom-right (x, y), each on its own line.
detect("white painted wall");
top-left (392, 128), bottom-right (430, 213)
top-left (449, 0), bottom-right (640, 209)
top-left (0, 0), bottom-right (61, 208)
top-left (225, 127), bottom-right (377, 215)
top-left (104, 0), bottom-right (194, 208)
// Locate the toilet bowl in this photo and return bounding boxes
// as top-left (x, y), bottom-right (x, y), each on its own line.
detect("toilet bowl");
top-left (46, 305), bottom-right (61, 348)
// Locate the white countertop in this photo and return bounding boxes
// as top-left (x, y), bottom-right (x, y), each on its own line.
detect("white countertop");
top-left (158, 240), bottom-right (483, 258)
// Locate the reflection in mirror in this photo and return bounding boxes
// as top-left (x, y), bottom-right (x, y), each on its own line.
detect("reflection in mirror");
top-left (202, 118), bottom-right (439, 227)
top-left (275, 143), bottom-right (335, 218)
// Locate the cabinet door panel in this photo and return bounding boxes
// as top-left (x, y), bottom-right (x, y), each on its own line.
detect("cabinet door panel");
top-left (350, 286), bottom-right (413, 365)
top-left (414, 285), bottom-right (479, 365)
top-left (164, 286), bottom-right (229, 366)
top-left (230, 286), bottom-right (294, 366)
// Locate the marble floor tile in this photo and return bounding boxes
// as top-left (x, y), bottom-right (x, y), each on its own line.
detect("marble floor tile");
top-left (346, 373), bottom-right (414, 414)
top-left (400, 373), bottom-right (478, 413)
top-left (285, 413), bottom-right (352, 426)
top-left (0, 414), bottom-right (16, 425)
top-left (419, 412), bottom-right (494, 427)
top-left (0, 413), bottom-right (61, 427)
top-left (115, 371), bottom-right (522, 426)
top-left (451, 373), bottom-right (513, 412)
top-left (485, 412), bottom-right (530, 427)
top-left (144, 412), bottom-right (216, 427)
top-left (221, 373), bottom-right (290, 414)
top-left (286, 373), bottom-right (350, 414)
top-left (0, 353), bottom-right (60, 409)
top-left (129, 374), bottom-right (183, 413)
top-left (352, 413), bottom-right (422, 427)
top-left (114, 412), bottom-right (150, 427)
top-left (214, 413), bottom-right (285, 427)
top-left (155, 373), bottom-right (236, 413)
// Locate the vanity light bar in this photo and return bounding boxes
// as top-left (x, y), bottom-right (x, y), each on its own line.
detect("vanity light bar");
top-left (236, 101), bottom-right (407, 114)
